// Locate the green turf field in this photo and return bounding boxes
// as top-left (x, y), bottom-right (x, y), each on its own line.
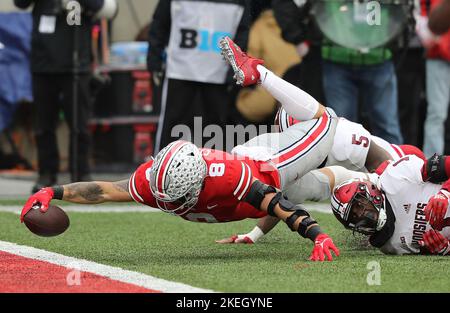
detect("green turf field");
top-left (1, 204), bottom-right (449, 293)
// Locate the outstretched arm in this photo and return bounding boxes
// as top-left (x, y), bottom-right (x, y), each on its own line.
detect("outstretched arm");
top-left (20, 180), bottom-right (132, 222)
top-left (62, 180), bottom-right (132, 204)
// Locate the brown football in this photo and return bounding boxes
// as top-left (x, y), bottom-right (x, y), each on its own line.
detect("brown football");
top-left (23, 205), bottom-right (70, 237)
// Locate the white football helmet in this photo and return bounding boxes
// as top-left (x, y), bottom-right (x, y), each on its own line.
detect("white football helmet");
top-left (149, 140), bottom-right (207, 215)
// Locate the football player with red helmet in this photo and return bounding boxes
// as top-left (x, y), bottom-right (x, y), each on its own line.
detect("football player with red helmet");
top-left (223, 153), bottom-right (450, 255)
top-left (21, 140), bottom-right (340, 261)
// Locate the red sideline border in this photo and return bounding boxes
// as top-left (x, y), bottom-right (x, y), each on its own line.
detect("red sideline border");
top-left (0, 241), bottom-right (214, 293)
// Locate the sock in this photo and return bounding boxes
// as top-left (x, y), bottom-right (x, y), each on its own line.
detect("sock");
top-left (257, 65), bottom-right (319, 121)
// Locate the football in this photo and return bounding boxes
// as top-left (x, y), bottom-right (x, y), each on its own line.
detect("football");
top-left (23, 204), bottom-right (70, 237)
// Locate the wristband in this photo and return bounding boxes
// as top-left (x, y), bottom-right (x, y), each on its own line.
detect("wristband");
top-left (52, 186), bottom-right (64, 200)
top-left (305, 225), bottom-right (322, 242)
top-left (247, 226), bottom-right (265, 242)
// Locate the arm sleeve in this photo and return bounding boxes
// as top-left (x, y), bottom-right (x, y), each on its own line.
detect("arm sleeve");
top-left (147, 0), bottom-right (172, 72)
top-left (13, 0), bottom-right (34, 9)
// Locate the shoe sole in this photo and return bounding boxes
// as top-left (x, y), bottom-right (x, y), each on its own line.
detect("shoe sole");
top-left (219, 38), bottom-right (245, 86)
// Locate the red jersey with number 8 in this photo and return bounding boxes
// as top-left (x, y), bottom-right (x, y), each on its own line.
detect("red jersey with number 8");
top-left (128, 149), bottom-right (280, 223)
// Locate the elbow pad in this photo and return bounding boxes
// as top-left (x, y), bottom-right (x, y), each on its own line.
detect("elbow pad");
top-left (243, 180), bottom-right (277, 210)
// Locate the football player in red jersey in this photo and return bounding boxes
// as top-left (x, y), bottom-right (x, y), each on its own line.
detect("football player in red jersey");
top-left (21, 140), bottom-right (340, 261)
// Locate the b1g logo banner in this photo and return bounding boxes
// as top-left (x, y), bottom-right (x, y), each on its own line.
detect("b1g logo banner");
top-left (166, 0), bottom-right (244, 84)
top-left (179, 29), bottom-right (231, 53)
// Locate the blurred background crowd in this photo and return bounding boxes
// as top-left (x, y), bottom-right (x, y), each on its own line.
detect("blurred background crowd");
top-left (0, 0), bottom-right (449, 192)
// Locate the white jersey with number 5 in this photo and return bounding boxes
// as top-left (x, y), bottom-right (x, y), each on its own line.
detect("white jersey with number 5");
top-left (369, 155), bottom-right (450, 255)
top-left (324, 118), bottom-right (372, 171)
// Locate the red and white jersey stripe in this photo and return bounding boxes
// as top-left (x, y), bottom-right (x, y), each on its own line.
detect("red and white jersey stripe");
top-left (233, 162), bottom-right (253, 200)
top-left (272, 111), bottom-right (332, 169)
top-left (128, 171), bottom-right (145, 204)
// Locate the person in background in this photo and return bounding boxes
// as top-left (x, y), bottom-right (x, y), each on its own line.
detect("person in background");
top-left (417, 0), bottom-right (450, 157)
top-left (13, 0), bottom-right (118, 193)
top-left (235, 4), bottom-right (300, 124)
top-left (272, 0), bottom-right (404, 145)
top-left (395, 0), bottom-right (427, 148)
top-left (147, 0), bottom-right (250, 153)
top-left (271, 0), bottom-right (325, 103)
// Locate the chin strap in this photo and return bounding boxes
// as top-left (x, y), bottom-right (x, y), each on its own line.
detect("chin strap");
top-left (369, 200), bottom-right (396, 248)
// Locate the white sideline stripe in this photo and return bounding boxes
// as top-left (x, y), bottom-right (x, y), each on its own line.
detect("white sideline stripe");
top-left (0, 205), bottom-right (161, 214)
top-left (0, 240), bottom-right (215, 293)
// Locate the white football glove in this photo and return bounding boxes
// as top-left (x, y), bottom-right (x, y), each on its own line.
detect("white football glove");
top-left (216, 226), bottom-right (265, 244)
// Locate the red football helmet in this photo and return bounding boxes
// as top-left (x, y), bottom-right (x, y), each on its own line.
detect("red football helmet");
top-left (331, 179), bottom-right (387, 235)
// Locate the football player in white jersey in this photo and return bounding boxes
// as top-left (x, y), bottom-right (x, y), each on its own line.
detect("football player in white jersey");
top-left (298, 154), bottom-right (450, 255)
top-left (218, 36), bottom-right (425, 244)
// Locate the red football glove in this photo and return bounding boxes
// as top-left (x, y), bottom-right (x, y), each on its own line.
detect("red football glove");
top-left (425, 191), bottom-right (450, 231)
top-left (309, 234), bottom-right (340, 262)
top-left (20, 187), bottom-right (54, 222)
top-left (419, 229), bottom-right (450, 255)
